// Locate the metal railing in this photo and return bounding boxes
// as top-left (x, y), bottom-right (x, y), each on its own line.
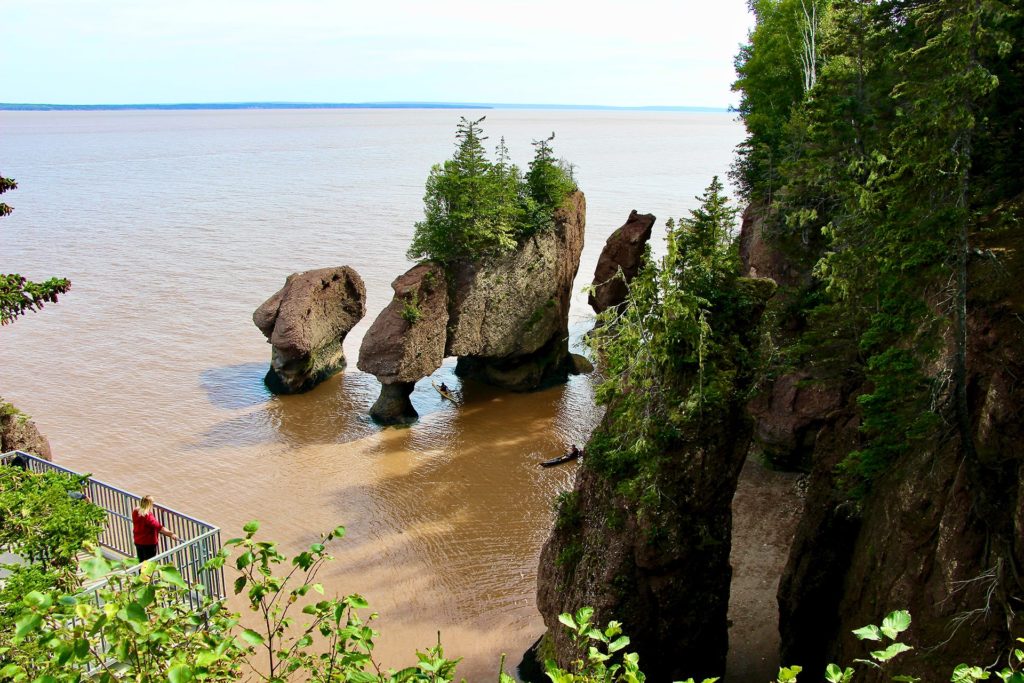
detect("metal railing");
top-left (1, 450), bottom-right (225, 607)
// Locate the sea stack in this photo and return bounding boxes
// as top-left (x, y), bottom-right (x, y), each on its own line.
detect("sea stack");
top-left (447, 190), bottom-right (586, 390)
top-left (254, 266), bottom-right (366, 394)
top-left (589, 210), bottom-right (656, 314)
top-left (358, 190), bottom-right (587, 424)
top-left (357, 263), bottom-right (449, 425)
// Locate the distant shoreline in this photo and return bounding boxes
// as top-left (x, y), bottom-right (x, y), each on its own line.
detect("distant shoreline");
top-left (0, 101), bottom-right (729, 113)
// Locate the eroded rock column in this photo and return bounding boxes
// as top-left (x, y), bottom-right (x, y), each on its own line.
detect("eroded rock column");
top-left (446, 190), bottom-right (586, 390)
top-left (590, 209), bottom-right (655, 314)
top-left (536, 277), bottom-right (777, 682)
top-left (254, 266), bottom-right (366, 394)
top-left (358, 263), bottom-right (448, 425)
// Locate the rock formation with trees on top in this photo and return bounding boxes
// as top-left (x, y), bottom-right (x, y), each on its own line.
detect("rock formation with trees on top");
top-left (358, 118), bottom-right (587, 424)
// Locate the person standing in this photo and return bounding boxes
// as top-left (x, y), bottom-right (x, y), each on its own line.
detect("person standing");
top-left (132, 495), bottom-right (179, 562)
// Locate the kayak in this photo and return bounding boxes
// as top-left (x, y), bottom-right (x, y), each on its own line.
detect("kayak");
top-left (540, 450), bottom-right (581, 468)
top-left (432, 381), bottom-right (458, 403)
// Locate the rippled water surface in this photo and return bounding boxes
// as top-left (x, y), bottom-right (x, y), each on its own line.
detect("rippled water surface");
top-left (0, 109), bottom-right (742, 678)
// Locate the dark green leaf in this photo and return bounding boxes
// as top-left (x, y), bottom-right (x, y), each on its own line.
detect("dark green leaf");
top-left (124, 601), bottom-right (147, 623)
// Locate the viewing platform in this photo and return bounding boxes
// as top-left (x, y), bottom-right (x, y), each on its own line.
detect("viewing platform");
top-left (1, 450), bottom-right (226, 610)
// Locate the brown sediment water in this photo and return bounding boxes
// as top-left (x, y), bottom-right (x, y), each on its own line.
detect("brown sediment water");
top-left (0, 108), bottom-right (744, 678)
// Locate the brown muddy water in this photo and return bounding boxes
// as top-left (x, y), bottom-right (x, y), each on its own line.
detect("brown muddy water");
top-left (0, 108), bottom-right (744, 678)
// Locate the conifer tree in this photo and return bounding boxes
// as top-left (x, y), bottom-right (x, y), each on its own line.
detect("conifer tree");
top-left (407, 119), bottom-right (576, 265)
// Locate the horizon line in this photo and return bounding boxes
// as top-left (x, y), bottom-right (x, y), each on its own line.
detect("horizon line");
top-left (0, 100), bottom-right (731, 113)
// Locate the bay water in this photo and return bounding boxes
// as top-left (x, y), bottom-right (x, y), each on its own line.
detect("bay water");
top-left (0, 108), bottom-right (743, 678)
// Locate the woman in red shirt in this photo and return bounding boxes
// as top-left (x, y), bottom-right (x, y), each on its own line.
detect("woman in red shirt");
top-left (132, 494), bottom-right (179, 562)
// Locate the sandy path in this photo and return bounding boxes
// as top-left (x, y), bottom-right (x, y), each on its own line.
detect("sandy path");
top-left (726, 457), bottom-right (805, 683)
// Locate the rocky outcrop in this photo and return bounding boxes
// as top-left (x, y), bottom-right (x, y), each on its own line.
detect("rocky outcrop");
top-left (777, 207), bottom-right (1024, 681)
top-left (359, 191), bottom-right (587, 422)
top-left (589, 210), bottom-right (655, 314)
top-left (739, 202), bottom-right (841, 471)
top-left (254, 267), bottom-right (366, 395)
top-left (357, 263), bottom-right (448, 424)
top-left (448, 190), bottom-right (586, 390)
top-left (0, 399), bottom-right (52, 460)
top-left (738, 202), bottom-right (804, 289)
top-left (536, 276), bottom-right (776, 682)
top-left (747, 371), bottom-right (850, 471)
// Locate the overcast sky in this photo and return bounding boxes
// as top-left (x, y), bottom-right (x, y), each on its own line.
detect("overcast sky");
top-left (5, 1), bottom-right (754, 108)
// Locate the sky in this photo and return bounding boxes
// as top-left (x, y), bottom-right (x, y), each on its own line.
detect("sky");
top-left (4, 1), bottom-right (755, 108)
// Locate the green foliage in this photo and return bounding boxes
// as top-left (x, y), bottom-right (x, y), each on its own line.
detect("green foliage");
top-left (0, 466), bottom-right (104, 646)
top-left (732, 0), bottom-right (834, 200)
top-left (0, 176), bottom-right (71, 324)
top-left (732, 0), bottom-right (1023, 491)
top-left (554, 490), bottom-right (582, 533)
top-left (0, 564), bottom-right (55, 625)
top-left (3, 554), bottom-right (248, 683)
top-left (545, 607), bottom-right (719, 683)
top-left (401, 290), bottom-right (423, 324)
top-left (4, 523), bottom-right (466, 683)
top-left (767, 609), bottom-right (1020, 683)
top-left (524, 133), bottom-right (577, 236)
top-left (0, 467), bottom-right (104, 581)
top-left (585, 177), bottom-right (766, 499)
top-left (556, 542), bottom-right (583, 571)
top-left (3, 529), bottom-right (1021, 683)
top-left (0, 400), bottom-right (22, 419)
top-left (407, 118), bottom-right (576, 265)
top-left (0, 175), bottom-right (16, 217)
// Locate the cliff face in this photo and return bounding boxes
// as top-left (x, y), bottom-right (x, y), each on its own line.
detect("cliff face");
top-left (540, 196), bottom-right (1024, 681)
top-left (738, 203), bottom-right (849, 472)
top-left (537, 401), bottom-right (756, 682)
top-left (0, 399), bottom-right (52, 460)
top-left (359, 191), bottom-right (586, 422)
top-left (772, 202), bottom-right (1024, 680)
top-left (535, 276), bottom-right (776, 682)
top-left (254, 266), bottom-right (366, 394)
